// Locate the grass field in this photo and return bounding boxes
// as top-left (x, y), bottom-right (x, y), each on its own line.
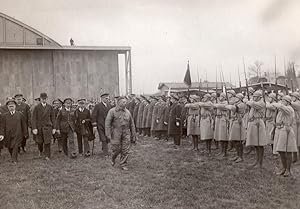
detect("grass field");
top-left (0, 135), bottom-right (300, 209)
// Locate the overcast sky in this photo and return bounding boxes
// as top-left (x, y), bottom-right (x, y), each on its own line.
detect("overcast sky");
top-left (1, 0), bottom-right (300, 94)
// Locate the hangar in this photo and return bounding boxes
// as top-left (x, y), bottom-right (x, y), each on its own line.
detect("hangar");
top-left (0, 12), bottom-right (132, 104)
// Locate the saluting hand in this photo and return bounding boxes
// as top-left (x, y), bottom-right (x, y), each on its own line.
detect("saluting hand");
top-left (32, 129), bottom-right (38, 135)
top-left (52, 129), bottom-right (56, 135)
top-left (0, 135), bottom-right (4, 141)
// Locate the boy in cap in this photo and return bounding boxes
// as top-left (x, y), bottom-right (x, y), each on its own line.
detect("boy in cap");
top-left (55, 98), bottom-right (77, 158)
top-left (92, 93), bottom-right (112, 157)
top-left (0, 98), bottom-right (28, 163)
top-left (14, 93), bottom-right (30, 153)
top-left (32, 93), bottom-right (56, 160)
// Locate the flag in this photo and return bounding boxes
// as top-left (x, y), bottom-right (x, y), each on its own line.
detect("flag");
top-left (184, 61), bottom-right (192, 87)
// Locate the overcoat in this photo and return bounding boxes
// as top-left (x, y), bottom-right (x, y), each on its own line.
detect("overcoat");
top-left (168, 102), bottom-right (183, 136)
top-left (151, 102), bottom-right (160, 131)
top-left (185, 103), bottom-right (200, 136)
top-left (0, 111), bottom-right (28, 148)
top-left (136, 102), bottom-right (145, 129)
top-left (265, 102), bottom-right (277, 144)
top-left (214, 101), bottom-right (229, 141)
top-left (197, 101), bottom-right (213, 140)
top-left (291, 101), bottom-right (300, 148)
top-left (91, 102), bottom-right (111, 131)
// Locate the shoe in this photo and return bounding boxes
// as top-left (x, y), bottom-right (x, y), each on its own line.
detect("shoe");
top-left (276, 170), bottom-right (285, 176)
top-left (235, 157), bottom-right (243, 163)
top-left (22, 147), bottom-right (26, 153)
top-left (283, 171), bottom-right (292, 178)
top-left (121, 166), bottom-right (129, 171)
top-left (229, 156), bottom-right (239, 161)
top-left (85, 152), bottom-right (91, 157)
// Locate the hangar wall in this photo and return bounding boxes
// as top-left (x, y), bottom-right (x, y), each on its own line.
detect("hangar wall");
top-left (0, 49), bottom-right (119, 104)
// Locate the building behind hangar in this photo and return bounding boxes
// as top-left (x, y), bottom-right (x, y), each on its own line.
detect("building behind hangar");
top-left (0, 12), bottom-right (132, 104)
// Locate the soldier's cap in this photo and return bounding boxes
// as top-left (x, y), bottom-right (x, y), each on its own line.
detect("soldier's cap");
top-left (101, 93), bottom-right (109, 97)
top-left (236, 93), bottom-right (244, 100)
top-left (114, 96), bottom-right (120, 99)
top-left (290, 92), bottom-right (300, 100)
top-left (34, 97), bottom-right (41, 102)
top-left (22, 98), bottom-right (26, 102)
top-left (14, 93), bottom-right (23, 98)
top-left (203, 93), bottom-right (211, 99)
top-left (227, 90), bottom-right (236, 96)
top-left (211, 92), bottom-right (217, 98)
top-left (140, 95), bottom-right (147, 100)
top-left (282, 95), bottom-right (292, 104)
top-left (6, 98), bottom-right (17, 106)
top-left (268, 93), bottom-right (277, 100)
top-left (248, 87), bottom-right (255, 94)
top-left (63, 98), bottom-right (73, 103)
top-left (52, 98), bottom-right (63, 104)
top-left (150, 95), bottom-right (159, 101)
top-left (40, 93), bottom-right (48, 99)
top-left (77, 99), bottom-right (86, 104)
top-left (135, 97), bottom-right (141, 102)
top-left (161, 96), bottom-right (167, 102)
top-left (220, 92), bottom-right (226, 98)
top-left (253, 91), bottom-right (262, 98)
top-left (117, 96), bottom-right (126, 102)
top-left (171, 94), bottom-right (179, 101)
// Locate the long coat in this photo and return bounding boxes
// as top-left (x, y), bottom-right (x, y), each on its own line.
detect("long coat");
top-left (197, 101), bottom-right (213, 140)
top-left (15, 102), bottom-right (30, 128)
top-left (246, 99), bottom-right (267, 146)
top-left (136, 102), bottom-right (145, 129)
top-left (168, 102), bottom-right (183, 136)
top-left (31, 103), bottom-right (55, 144)
top-left (151, 102), bottom-right (160, 131)
top-left (273, 103), bottom-right (297, 153)
top-left (142, 104), bottom-right (149, 128)
top-left (146, 101), bottom-right (155, 128)
top-left (55, 107), bottom-right (76, 133)
top-left (0, 111), bottom-right (28, 148)
top-left (185, 103), bottom-right (200, 136)
top-left (214, 101), bottom-right (229, 141)
top-left (91, 102), bottom-right (111, 131)
top-left (291, 101), bottom-right (300, 148)
top-left (133, 102), bottom-right (140, 127)
top-left (265, 102), bottom-right (277, 144)
top-left (226, 100), bottom-right (247, 141)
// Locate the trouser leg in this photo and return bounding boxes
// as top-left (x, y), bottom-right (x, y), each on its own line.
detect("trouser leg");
top-left (120, 135), bottom-right (131, 167)
top-left (61, 133), bottom-right (68, 156)
top-left (99, 128), bottom-right (109, 155)
top-left (68, 131), bottom-right (77, 157)
top-left (8, 148), bottom-right (13, 158)
top-left (44, 143), bottom-right (51, 158)
top-left (57, 136), bottom-right (63, 152)
top-left (21, 136), bottom-right (27, 149)
top-left (76, 133), bottom-right (83, 154)
top-left (83, 136), bottom-right (90, 154)
top-left (38, 143), bottom-right (43, 153)
top-left (111, 143), bottom-right (121, 163)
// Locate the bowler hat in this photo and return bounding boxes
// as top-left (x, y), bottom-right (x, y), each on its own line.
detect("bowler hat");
top-left (63, 98), bottom-right (73, 103)
top-left (101, 93), bottom-right (109, 97)
top-left (6, 98), bottom-right (17, 106)
top-left (40, 93), bottom-right (48, 99)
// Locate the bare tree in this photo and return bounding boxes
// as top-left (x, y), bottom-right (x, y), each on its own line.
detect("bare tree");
top-left (248, 60), bottom-right (264, 78)
top-left (286, 61), bottom-right (298, 90)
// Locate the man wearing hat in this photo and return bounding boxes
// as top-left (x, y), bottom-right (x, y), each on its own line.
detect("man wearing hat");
top-left (168, 94), bottom-right (183, 147)
top-left (290, 92), bottom-right (300, 162)
top-left (52, 98), bottom-right (63, 152)
top-left (91, 93), bottom-right (112, 157)
top-left (14, 93), bottom-right (30, 153)
top-left (246, 91), bottom-right (267, 168)
top-left (55, 98), bottom-right (77, 158)
top-left (226, 93), bottom-right (247, 162)
top-left (74, 99), bottom-right (93, 157)
top-left (105, 96), bottom-right (136, 170)
top-left (272, 95), bottom-right (298, 177)
top-left (32, 93), bottom-right (56, 160)
top-left (0, 98), bottom-right (28, 163)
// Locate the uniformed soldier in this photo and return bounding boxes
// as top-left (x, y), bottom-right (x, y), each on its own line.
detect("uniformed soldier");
top-left (226, 92), bottom-right (247, 162)
top-left (105, 96), bottom-right (136, 170)
top-left (290, 92), bottom-right (300, 162)
top-left (246, 91), bottom-right (267, 168)
top-left (151, 96), bottom-right (162, 139)
top-left (168, 95), bottom-right (183, 147)
top-left (197, 94), bottom-right (214, 155)
top-left (214, 93), bottom-right (229, 157)
top-left (273, 95), bottom-right (298, 177)
top-left (185, 95), bottom-right (201, 151)
top-left (141, 97), bottom-right (150, 136)
top-left (136, 97), bottom-right (145, 135)
top-left (265, 93), bottom-right (278, 149)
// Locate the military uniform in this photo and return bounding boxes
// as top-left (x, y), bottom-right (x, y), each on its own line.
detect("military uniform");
top-left (168, 99), bottom-right (183, 145)
top-left (214, 99), bottom-right (229, 142)
top-left (265, 93), bottom-right (277, 145)
top-left (197, 100), bottom-right (213, 140)
top-left (185, 103), bottom-right (201, 136)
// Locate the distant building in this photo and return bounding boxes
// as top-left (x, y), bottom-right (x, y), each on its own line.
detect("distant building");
top-left (0, 12), bottom-right (132, 104)
top-left (157, 81), bottom-right (235, 95)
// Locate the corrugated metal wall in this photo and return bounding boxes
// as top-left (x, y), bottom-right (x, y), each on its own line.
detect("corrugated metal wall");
top-left (0, 49), bottom-right (119, 104)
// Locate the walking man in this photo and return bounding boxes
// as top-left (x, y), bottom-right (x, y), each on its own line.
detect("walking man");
top-left (105, 96), bottom-right (136, 170)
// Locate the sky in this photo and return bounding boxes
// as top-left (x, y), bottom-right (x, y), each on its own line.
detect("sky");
top-left (1, 0), bottom-right (300, 94)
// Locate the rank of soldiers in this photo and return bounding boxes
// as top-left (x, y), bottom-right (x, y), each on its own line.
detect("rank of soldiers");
top-left (0, 88), bottom-right (299, 175)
